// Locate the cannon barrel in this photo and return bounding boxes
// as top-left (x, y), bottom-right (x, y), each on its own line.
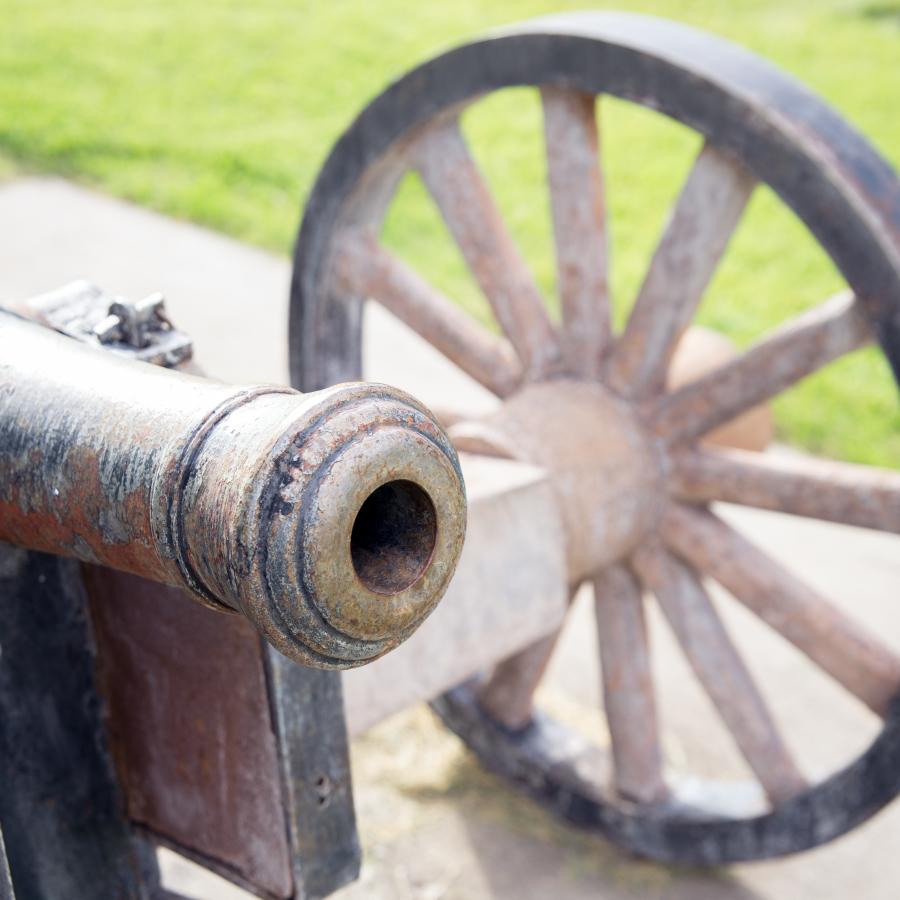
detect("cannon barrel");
top-left (0, 310), bottom-right (466, 668)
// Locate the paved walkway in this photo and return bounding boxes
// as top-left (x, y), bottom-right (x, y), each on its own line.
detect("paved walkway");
top-left (2, 177), bottom-right (899, 900)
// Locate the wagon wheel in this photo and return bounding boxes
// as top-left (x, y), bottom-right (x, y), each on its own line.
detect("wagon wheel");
top-left (290, 13), bottom-right (900, 864)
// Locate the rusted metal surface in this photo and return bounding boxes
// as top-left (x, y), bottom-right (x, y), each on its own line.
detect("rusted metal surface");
top-left (85, 521), bottom-right (362, 899)
top-left (661, 504), bottom-right (900, 716)
top-left (0, 309), bottom-right (465, 668)
top-left (4, 284), bottom-right (369, 897)
top-left (85, 567), bottom-right (294, 898)
top-left (541, 87), bottom-right (609, 379)
top-left (670, 446), bottom-right (900, 533)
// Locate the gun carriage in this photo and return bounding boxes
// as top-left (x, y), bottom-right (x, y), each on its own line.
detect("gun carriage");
top-left (0, 285), bottom-right (466, 898)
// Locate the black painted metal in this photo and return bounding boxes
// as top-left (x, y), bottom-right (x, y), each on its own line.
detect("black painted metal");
top-left (0, 546), bottom-right (157, 899)
top-left (289, 12), bottom-right (900, 862)
top-left (265, 649), bottom-right (361, 899)
top-left (0, 824), bottom-right (14, 900)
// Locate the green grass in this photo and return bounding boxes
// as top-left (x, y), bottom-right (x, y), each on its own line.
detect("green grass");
top-left (1, 0), bottom-right (898, 466)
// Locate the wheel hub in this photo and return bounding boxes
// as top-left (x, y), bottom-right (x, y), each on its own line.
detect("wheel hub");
top-left (452, 380), bottom-right (664, 583)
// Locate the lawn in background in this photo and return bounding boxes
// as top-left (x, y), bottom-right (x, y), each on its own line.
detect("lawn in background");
top-left (1, 0), bottom-right (898, 466)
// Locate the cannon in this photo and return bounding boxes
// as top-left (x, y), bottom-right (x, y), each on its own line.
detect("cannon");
top-left (0, 304), bottom-right (465, 668)
top-left (291, 10), bottom-right (900, 867)
top-left (0, 284), bottom-right (465, 898)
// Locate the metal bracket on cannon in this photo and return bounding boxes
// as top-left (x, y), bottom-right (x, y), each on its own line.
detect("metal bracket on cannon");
top-left (12, 279), bottom-right (193, 367)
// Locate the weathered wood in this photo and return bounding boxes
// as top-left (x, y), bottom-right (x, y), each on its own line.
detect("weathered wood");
top-left (478, 627), bottom-right (565, 731)
top-left (263, 649), bottom-right (361, 898)
top-left (465, 380), bottom-right (662, 583)
top-left (671, 446), bottom-right (900, 533)
top-left (447, 419), bottom-right (517, 459)
top-left (667, 326), bottom-right (774, 452)
top-left (593, 565), bottom-right (667, 803)
top-left (653, 292), bottom-right (871, 445)
top-left (662, 504), bottom-right (900, 715)
top-left (541, 87), bottom-right (610, 378)
top-left (607, 144), bottom-right (754, 397)
top-left (411, 118), bottom-right (562, 377)
top-left (631, 544), bottom-right (805, 803)
top-left (332, 228), bottom-right (522, 397)
top-left (342, 454), bottom-right (569, 736)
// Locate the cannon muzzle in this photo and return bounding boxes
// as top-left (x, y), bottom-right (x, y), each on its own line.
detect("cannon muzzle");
top-left (0, 310), bottom-right (466, 667)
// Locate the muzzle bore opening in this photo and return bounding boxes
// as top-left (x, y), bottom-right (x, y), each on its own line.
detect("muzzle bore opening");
top-left (350, 479), bottom-right (437, 595)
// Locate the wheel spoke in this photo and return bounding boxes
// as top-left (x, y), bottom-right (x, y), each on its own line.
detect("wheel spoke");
top-left (652, 292), bottom-right (871, 445)
top-left (447, 420), bottom-right (517, 459)
top-left (662, 503), bottom-right (900, 715)
top-left (631, 543), bottom-right (806, 803)
top-left (332, 228), bottom-right (523, 397)
top-left (410, 117), bottom-right (562, 378)
top-left (478, 587), bottom-right (574, 730)
top-left (477, 628), bottom-right (563, 731)
top-left (671, 446), bottom-right (900, 533)
top-left (541, 88), bottom-right (610, 378)
top-left (607, 143), bottom-right (755, 398)
top-left (593, 565), bottom-right (667, 803)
